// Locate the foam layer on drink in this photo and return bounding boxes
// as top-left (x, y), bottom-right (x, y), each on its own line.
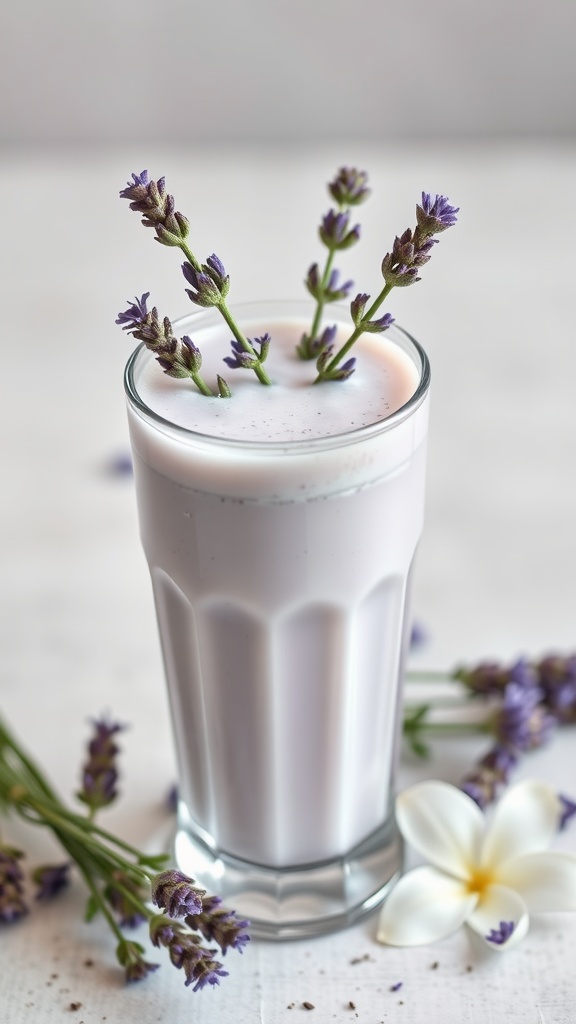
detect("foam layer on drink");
top-left (127, 313), bottom-right (427, 501)
top-left (136, 317), bottom-right (419, 442)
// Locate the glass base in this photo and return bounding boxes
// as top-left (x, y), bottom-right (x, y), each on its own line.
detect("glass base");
top-left (174, 813), bottom-right (403, 941)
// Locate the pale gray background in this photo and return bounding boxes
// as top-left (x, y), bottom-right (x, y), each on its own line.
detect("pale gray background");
top-left (1, 0), bottom-right (575, 145)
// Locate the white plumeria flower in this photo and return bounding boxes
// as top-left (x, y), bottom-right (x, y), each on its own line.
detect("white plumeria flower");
top-left (377, 778), bottom-right (576, 951)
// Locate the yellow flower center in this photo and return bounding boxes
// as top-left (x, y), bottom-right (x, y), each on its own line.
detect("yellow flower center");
top-left (466, 867), bottom-right (494, 896)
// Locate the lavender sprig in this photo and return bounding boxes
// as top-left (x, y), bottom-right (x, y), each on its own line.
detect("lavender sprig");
top-left (406, 650), bottom-right (576, 810)
top-left (314, 190), bottom-right (458, 382)
top-left (298, 167), bottom-right (367, 360)
top-left (0, 713), bottom-right (249, 988)
top-left (120, 171), bottom-right (271, 387)
top-left (77, 716), bottom-right (125, 815)
top-left (116, 293), bottom-right (230, 397)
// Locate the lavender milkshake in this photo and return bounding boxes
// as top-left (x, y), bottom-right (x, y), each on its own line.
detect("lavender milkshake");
top-left (125, 300), bottom-right (430, 936)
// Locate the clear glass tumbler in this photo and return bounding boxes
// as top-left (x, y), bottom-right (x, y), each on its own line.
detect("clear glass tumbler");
top-left (124, 300), bottom-right (430, 938)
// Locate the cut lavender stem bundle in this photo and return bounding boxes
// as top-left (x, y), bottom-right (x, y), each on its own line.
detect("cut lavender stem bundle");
top-left (405, 650), bottom-right (576, 809)
top-left (0, 713), bottom-right (249, 989)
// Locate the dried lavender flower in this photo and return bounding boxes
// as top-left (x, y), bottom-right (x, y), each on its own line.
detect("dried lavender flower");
top-left (118, 166), bottom-right (455, 387)
top-left (0, 845), bottom-right (28, 923)
top-left (33, 862), bottom-right (70, 901)
top-left (319, 209), bottom-right (361, 251)
top-left (77, 717), bottom-right (125, 814)
top-left (491, 681), bottom-right (556, 752)
top-left (185, 894), bottom-right (250, 955)
top-left (0, 712), bottom-right (248, 992)
top-left (119, 171), bottom-right (272, 387)
top-left (460, 746), bottom-right (518, 809)
top-left (119, 171), bottom-right (189, 246)
top-left (116, 295), bottom-right (226, 398)
top-left (328, 167), bottom-right (370, 207)
top-left (417, 193), bottom-right (460, 234)
top-left (182, 255), bottom-right (230, 308)
top-left (151, 870), bottom-right (204, 918)
top-left (485, 920), bottom-right (515, 946)
top-left (537, 654), bottom-right (576, 723)
top-left (169, 932), bottom-right (228, 991)
top-left (116, 939), bottom-right (160, 983)
top-left (455, 657), bottom-right (538, 698)
top-left (224, 334), bottom-right (271, 370)
top-left (314, 187), bottom-right (457, 381)
top-left (150, 914), bottom-right (228, 990)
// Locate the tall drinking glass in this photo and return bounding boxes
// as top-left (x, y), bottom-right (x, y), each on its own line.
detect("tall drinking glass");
top-left (124, 300), bottom-right (430, 938)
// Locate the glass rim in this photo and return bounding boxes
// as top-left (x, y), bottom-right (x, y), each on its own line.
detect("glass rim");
top-left (124, 304), bottom-right (431, 456)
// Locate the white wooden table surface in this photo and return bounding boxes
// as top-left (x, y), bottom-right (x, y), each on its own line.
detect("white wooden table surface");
top-left (0, 141), bottom-right (575, 1024)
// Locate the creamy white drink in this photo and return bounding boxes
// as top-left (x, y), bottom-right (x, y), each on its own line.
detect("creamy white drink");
top-left (125, 301), bottom-right (429, 914)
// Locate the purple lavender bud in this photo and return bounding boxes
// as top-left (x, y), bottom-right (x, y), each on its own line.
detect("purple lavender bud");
top-left (115, 293), bottom-right (150, 331)
top-left (119, 169), bottom-right (150, 203)
top-left (361, 312), bottom-right (395, 335)
top-left (315, 344), bottom-right (335, 374)
top-left (151, 870), bottom-right (204, 918)
top-left (107, 452), bottom-right (133, 477)
top-left (166, 784), bottom-right (178, 813)
top-left (179, 336), bottom-right (203, 374)
top-left (120, 170), bottom-right (189, 243)
top-left (417, 193), bottom-right (459, 235)
top-left (117, 940), bottom-right (160, 983)
top-left (485, 920), bottom-right (515, 945)
top-left (460, 745), bottom-right (518, 808)
top-left (328, 167), bottom-right (370, 207)
top-left (316, 349), bottom-right (356, 381)
top-left (186, 893), bottom-right (250, 955)
top-left (350, 292), bottom-right (369, 326)
top-left (33, 863), bottom-right (70, 901)
top-left (537, 654), bottom-right (576, 723)
top-left (77, 717), bottom-right (125, 813)
top-left (254, 333), bottom-right (271, 362)
top-left (455, 661), bottom-right (512, 697)
top-left (223, 335), bottom-right (269, 370)
top-left (167, 932), bottom-right (228, 990)
top-left (149, 914), bottom-right (176, 947)
top-left (185, 271), bottom-right (222, 307)
top-left (492, 681), bottom-right (556, 752)
top-left (182, 255), bottom-right (229, 306)
top-left (205, 253), bottom-right (227, 284)
top-left (324, 268), bottom-right (354, 302)
top-left (223, 338), bottom-right (258, 370)
top-left (381, 240), bottom-right (421, 288)
top-left (0, 846), bottom-right (28, 923)
top-left (182, 261), bottom-right (199, 288)
top-left (559, 794), bottom-right (576, 831)
top-left (331, 357), bottom-right (356, 380)
top-left (409, 621), bottom-right (428, 649)
top-left (319, 209), bottom-right (361, 251)
top-left (305, 262), bottom-right (321, 299)
top-left (508, 658), bottom-right (539, 690)
top-left (125, 958), bottom-right (160, 983)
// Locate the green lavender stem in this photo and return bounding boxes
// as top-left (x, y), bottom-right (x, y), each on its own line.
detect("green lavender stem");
top-left (315, 281), bottom-right (393, 381)
top-left (217, 301), bottom-right (272, 385)
top-left (180, 242), bottom-right (272, 386)
top-left (306, 247), bottom-right (338, 349)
